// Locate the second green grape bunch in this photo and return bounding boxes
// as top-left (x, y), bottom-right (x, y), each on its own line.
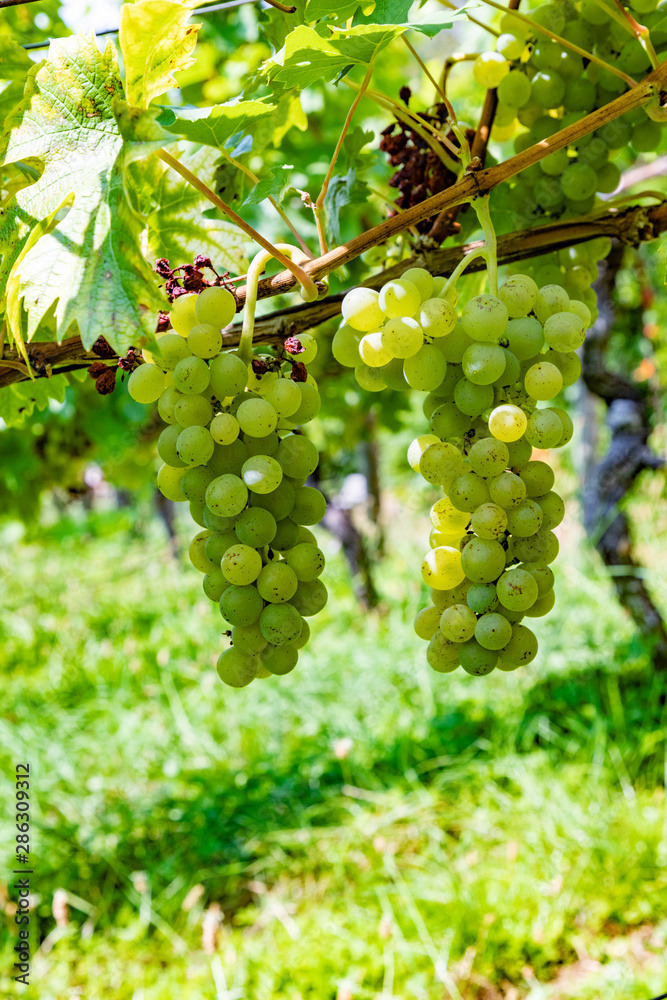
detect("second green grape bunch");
top-left (127, 285), bottom-right (327, 688)
top-left (336, 258), bottom-right (597, 676)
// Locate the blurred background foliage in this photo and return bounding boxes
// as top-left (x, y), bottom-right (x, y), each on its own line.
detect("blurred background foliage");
top-left (1, 1), bottom-right (667, 998)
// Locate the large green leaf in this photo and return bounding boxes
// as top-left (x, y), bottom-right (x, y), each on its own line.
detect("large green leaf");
top-left (159, 100), bottom-right (277, 150)
top-left (0, 36), bottom-right (34, 121)
top-left (0, 373), bottom-right (69, 427)
top-left (0, 33), bottom-right (168, 353)
top-left (146, 148), bottom-right (250, 276)
top-left (270, 24), bottom-right (405, 89)
top-left (120, 0), bottom-right (201, 109)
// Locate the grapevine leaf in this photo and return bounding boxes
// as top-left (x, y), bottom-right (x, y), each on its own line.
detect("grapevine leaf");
top-left (159, 100), bottom-right (277, 149)
top-left (304, 0), bottom-right (360, 23)
top-left (0, 34), bottom-right (166, 353)
top-left (0, 374), bottom-right (69, 428)
top-left (270, 24), bottom-right (405, 89)
top-left (352, 0), bottom-right (413, 26)
top-left (259, 0), bottom-right (309, 50)
top-left (0, 36), bottom-right (34, 120)
top-left (243, 165), bottom-right (294, 207)
top-left (119, 0), bottom-right (202, 109)
top-left (146, 148), bottom-right (250, 276)
top-left (325, 168), bottom-right (369, 245)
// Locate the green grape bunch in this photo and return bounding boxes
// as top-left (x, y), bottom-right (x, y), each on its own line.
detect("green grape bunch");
top-left (338, 242), bottom-right (609, 676)
top-left (127, 281), bottom-right (328, 689)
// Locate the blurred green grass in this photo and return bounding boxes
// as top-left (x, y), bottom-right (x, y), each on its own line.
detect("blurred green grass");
top-left (1, 497), bottom-right (666, 999)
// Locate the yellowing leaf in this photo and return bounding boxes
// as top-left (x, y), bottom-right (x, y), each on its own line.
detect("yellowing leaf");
top-left (120, 0), bottom-right (202, 109)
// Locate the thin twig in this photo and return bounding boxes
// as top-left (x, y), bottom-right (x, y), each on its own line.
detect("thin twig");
top-left (402, 35), bottom-right (456, 120)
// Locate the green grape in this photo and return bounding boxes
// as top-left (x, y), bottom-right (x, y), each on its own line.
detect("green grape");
top-left (209, 353), bottom-right (248, 400)
top-left (506, 499), bottom-right (544, 537)
top-left (210, 413), bottom-right (239, 446)
top-left (470, 502), bottom-right (508, 540)
top-left (454, 378), bottom-right (494, 418)
top-left (174, 394), bottom-right (214, 429)
top-left (235, 507), bottom-right (277, 547)
top-left (261, 643), bottom-right (299, 675)
top-left (489, 471), bottom-right (526, 509)
top-left (203, 567), bottom-right (230, 603)
top-left (408, 434), bottom-right (439, 471)
top-left (468, 438), bottom-right (510, 478)
top-left (263, 378), bottom-right (302, 417)
top-left (426, 632), bottom-right (461, 672)
top-left (157, 463), bottom-right (186, 502)
top-left (440, 603), bottom-right (477, 642)
top-left (182, 466), bottom-right (215, 503)
top-left (459, 639), bottom-right (498, 675)
top-left (419, 442), bottom-right (464, 486)
top-left (498, 69), bottom-right (533, 108)
top-left (521, 561), bottom-right (555, 596)
top-left (246, 367), bottom-right (279, 397)
top-left (169, 293), bottom-right (199, 336)
top-left (190, 500), bottom-right (207, 526)
top-left (498, 274), bottom-right (538, 318)
top-left (414, 605), bottom-right (443, 640)
top-left (565, 299), bottom-right (591, 329)
top-left (257, 561), bottom-right (299, 603)
top-left (188, 323), bottom-right (223, 359)
top-left (524, 361), bottom-right (563, 400)
top-left (203, 508), bottom-right (232, 532)
top-left (291, 382), bottom-right (321, 423)
top-left (519, 460), bottom-right (555, 496)
top-left (461, 536), bottom-right (507, 583)
top-left (488, 404), bottom-right (528, 442)
top-left (271, 518), bottom-right (300, 550)
top-left (403, 345), bottom-right (447, 391)
top-left (419, 298), bottom-right (457, 338)
top-left (473, 51), bottom-right (510, 87)
top-left (543, 348), bottom-right (581, 387)
top-left (128, 363), bottom-right (167, 403)
top-left (241, 455), bottom-right (283, 494)
top-left (296, 334), bottom-right (318, 365)
top-left (157, 385), bottom-right (183, 424)
top-left (500, 623), bottom-right (538, 665)
top-left (206, 474), bottom-right (248, 517)
top-left (216, 647), bottom-right (258, 688)
top-left (449, 472), bottom-right (491, 512)
top-left (290, 579), bottom-right (328, 616)
top-left (251, 478), bottom-right (295, 520)
top-left (534, 284), bottom-right (569, 324)
top-left (220, 584), bottom-right (264, 626)
top-left (430, 402), bottom-right (471, 439)
top-left (523, 589), bottom-right (556, 617)
top-left (460, 295), bottom-right (508, 342)
top-left (342, 287), bottom-right (385, 331)
top-left (631, 118), bottom-right (662, 153)
top-left (543, 312), bottom-right (586, 352)
top-left (531, 70), bottom-right (565, 108)
top-left (430, 496), bottom-right (471, 533)
top-left (380, 317), bottom-right (422, 358)
top-left (195, 285), bottom-right (236, 328)
top-left (158, 425), bottom-right (186, 467)
top-left (467, 582), bottom-right (498, 614)
top-left (421, 546), bottom-right (465, 589)
top-left (189, 530), bottom-right (214, 573)
top-left (293, 618), bottom-right (311, 650)
top-left (286, 542), bottom-right (325, 581)
top-left (152, 333), bottom-right (193, 371)
top-left (551, 406), bottom-right (574, 447)
top-left (525, 409), bottom-right (563, 449)
top-left (379, 279), bottom-right (421, 318)
top-left (173, 356), bottom-right (210, 396)
top-left (475, 612), bottom-right (512, 650)
top-left (207, 439), bottom-right (249, 477)
top-left (332, 324), bottom-right (363, 367)
top-left (221, 544), bottom-right (263, 586)
top-left (379, 357), bottom-right (411, 391)
top-left (401, 266), bottom-right (434, 301)
top-left (512, 529), bottom-right (550, 563)
top-left (276, 434), bottom-right (319, 478)
top-left (359, 332), bottom-right (393, 367)
top-left (534, 490), bottom-right (565, 528)
top-left (291, 486), bottom-right (326, 525)
top-left (436, 325), bottom-right (473, 364)
top-left (564, 77), bottom-right (597, 112)
top-left (232, 623), bottom-right (268, 656)
top-left (244, 432), bottom-right (279, 458)
top-left (496, 568), bottom-right (539, 611)
top-left (462, 343), bottom-right (506, 385)
top-left (177, 425), bottom-right (214, 466)
top-left (205, 528), bottom-right (237, 565)
top-left (237, 398), bottom-right (278, 437)
top-left (497, 32), bottom-right (524, 60)
top-left (506, 436), bottom-right (533, 468)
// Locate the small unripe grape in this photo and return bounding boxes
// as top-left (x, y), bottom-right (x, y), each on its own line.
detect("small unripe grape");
top-left (440, 603), bottom-right (477, 642)
top-left (421, 546), bottom-right (465, 590)
top-left (342, 287), bottom-right (384, 331)
top-left (210, 413), bottom-right (240, 445)
top-left (524, 361), bottom-right (563, 400)
top-left (461, 295), bottom-right (509, 342)
top-left (195, 285), bottom-right (237, 328)
top-left (489, 404), bottom-right (528, 442)
top-left (379, 279), bottom-right (421, 318)
top-left (173, 356), bottom-right (211, 396)
top-left (414, 606), bottom-right (443, 641)
top-left (128, 363), bottom-right (167, 403)
top-left (401, 267), bottom-right (434, 302)
top-left (474, 51), bottom-right (510, 88)
top-left (169, 292), bottom-right (199, 336)
top-left (360, 332), bottom-right (394, 367)
top-left (188, 323), bottom-right (223, 359)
